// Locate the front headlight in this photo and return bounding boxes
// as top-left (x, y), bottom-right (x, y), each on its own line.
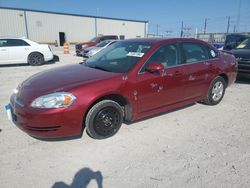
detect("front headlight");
top-left (31, 92), bottom-right (76, 109)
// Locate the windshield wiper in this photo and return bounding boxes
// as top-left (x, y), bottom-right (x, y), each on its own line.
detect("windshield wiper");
top-left (88, 65), bottom-right (111, 72)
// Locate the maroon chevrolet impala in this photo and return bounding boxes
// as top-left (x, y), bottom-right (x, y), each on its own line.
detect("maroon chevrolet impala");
top-left (7, 38), bottom-right (237, 139)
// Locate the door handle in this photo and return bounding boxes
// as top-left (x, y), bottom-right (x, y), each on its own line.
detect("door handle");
top-left (204, 61), bottom-right (210, 65)
top-left (174, 71), bottom-right (182, 76)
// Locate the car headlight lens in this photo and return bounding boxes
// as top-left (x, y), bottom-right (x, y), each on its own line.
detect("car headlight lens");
top-left (31, 92), bottom-right (76, 109)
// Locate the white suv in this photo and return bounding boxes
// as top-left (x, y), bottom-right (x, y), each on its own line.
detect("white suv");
top-left (0, 37), bottom-right (54, 65)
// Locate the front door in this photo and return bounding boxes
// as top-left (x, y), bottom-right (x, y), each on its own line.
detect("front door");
top-left (136, 43), bottom-right (185, 113)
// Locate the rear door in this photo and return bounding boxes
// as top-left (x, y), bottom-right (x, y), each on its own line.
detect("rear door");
top-left (6, 39), bottom-right (31, 63)
top-left (180, 42), bottom-right (210, 100)
top-left (0, 39), bottom-right (9, 64)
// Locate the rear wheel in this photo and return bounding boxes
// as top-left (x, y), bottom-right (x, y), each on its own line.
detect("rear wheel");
top-left (85, 100), bottom-right (123, 139)
top-left (202, 76), bottom-right (226, 105)
top-left (28, 52), bottom-right (44, 66)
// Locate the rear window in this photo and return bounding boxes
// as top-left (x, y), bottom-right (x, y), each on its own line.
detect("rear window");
top-left (0, 39), bottom-right (8, 47)
top-left (5, 39), bottom-right (30, 47)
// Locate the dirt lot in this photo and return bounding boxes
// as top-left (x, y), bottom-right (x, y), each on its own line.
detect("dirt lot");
top-left (0, 47), bottom-right (250, 188)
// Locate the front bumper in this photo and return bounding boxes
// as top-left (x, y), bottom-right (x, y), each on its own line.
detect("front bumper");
top-left (238, 61), bottom-right (250, 74)
top-left (9, 96), bottom-right (85, 139)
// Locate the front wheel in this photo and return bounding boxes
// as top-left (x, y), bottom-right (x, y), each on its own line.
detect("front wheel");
top-left (202, 76), bottom-right (226, 105)
top-left (85, 100), bottom-right (123, 139)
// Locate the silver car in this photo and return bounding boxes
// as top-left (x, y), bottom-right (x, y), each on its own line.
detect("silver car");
top-left (82, 40), bottom-right (118, 58)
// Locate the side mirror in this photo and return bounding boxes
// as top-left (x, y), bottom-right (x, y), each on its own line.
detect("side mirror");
top-left (145, 63), bottom-right (164, 73)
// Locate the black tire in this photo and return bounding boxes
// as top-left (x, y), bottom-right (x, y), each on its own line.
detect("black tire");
top-left (85, 100), bottom-right (123, 139)
top-left (202, 76), bottom-right (226, 105)
top-left (28, 52), bottom-right (44, 66)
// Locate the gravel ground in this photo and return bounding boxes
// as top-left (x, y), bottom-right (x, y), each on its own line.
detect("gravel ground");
top-left (0, 47), bottom-right (250, 188)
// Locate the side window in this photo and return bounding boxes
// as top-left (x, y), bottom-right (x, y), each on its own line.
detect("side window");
top-left (6, 39), bottom-right (30, 47)
top-left (0, 39), bottom-right (8, 47)
top-left (182, 43), bottom-right (208, 64)
top-left (141, 43), bottom-right (180, 72)
top-left (105, 36), bottom-right (117, 40)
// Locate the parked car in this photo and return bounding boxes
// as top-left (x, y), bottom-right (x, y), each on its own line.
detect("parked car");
top-left (230, 37), bottom-right (250, 74)
top-left (75, 35), bottom-right (118, 56)
top-left (0, 37), bottom-right (53, 65)
top-left (223, 34), bottom-right (249, 50)
top-left (6, 38), bottom-right (237, 140)
top-left (82, 40), bottom-right (118, 58)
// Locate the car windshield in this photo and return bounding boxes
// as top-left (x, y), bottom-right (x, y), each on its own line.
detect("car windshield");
top-left (95, 40), bottom-right (110, 47)
top-left (84, 41), bottom-right (152, 73)
top-left (236, 38), bottom-right (250, 49)
top-left (89, 37), bottom-right (98, 42)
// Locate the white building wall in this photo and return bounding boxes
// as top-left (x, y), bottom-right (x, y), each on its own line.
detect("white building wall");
top-left (0, 8), bottom-right (148, 44)
top-left (0, 9), bottom-right (26, 37)
top-left (96, 18), bottom-right (146, 39)
top-left (26, 11), bottom-right (96, 43)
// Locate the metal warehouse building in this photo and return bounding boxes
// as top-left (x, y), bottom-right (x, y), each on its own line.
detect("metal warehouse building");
top-left (0, 7), bottom-right (148, 45)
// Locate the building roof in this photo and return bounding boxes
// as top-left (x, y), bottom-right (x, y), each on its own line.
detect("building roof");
top-left (0, 6), bottom-right (148, 23)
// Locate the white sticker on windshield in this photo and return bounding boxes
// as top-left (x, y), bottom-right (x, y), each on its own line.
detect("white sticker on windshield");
top-left (127, 52), bottom-right (144, 57)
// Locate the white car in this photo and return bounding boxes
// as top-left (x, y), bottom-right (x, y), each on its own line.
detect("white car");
top-left (83, 40), bottom-right (118, 58)
top-left (0, 37), bottom-right (54, 65)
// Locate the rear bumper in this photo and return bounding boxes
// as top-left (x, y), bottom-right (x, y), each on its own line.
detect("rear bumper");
top-left (43, 51), bottom-right (54, 61)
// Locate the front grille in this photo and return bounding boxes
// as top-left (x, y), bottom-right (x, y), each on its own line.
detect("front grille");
top-left (239, 58), bottom-right (250, 63)
top-left (27, 125), bottom-right (61, 132)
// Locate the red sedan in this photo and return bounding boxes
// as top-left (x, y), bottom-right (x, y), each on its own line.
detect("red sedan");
top-left (7, 38), bottom-right (237, 139)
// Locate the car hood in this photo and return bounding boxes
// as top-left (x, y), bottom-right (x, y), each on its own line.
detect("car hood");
top-left (18, 64), bottom-right (120, 102)
top-left (77, 42), bottom-right (96, 47)
top-left (84, 46), bottom-right (97, 52)
top-left (231, 49), bottom-right (250, 58)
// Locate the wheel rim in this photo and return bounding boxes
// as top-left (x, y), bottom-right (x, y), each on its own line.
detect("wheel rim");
top-left (212, 81), bottom-right (224, 101)
top-left (93, 107), bottom-right (121, 137)
top-left (29, 54), bottom-right (42, 65)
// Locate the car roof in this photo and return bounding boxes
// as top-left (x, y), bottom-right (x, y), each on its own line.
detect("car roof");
top-left (123, 38), bottom-right (207, 44)
top-left (0, 36), bottom-right (27, 39)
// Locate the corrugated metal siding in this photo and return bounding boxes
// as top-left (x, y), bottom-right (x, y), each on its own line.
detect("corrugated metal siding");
top-left (0, 8), bottom-right (148, 43)
top-left (96, 18), bottom-right (146, 39)
top-left (26, 11), bottom-right (96, 43)
top-left (0, 9), bottom-right (26, 37)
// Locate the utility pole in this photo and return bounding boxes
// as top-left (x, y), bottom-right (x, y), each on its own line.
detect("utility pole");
top-left (236, 0), bottom-right (242, 32)
top-left (226, 16), bottom-right (230, 33)
top-left (233, 24), bottom-right (236, 33)
top-left (156, 24), bottom-right (159, 35)
top-left (180, 21), bottom-right (183, 37)
top-left (204, 18), bottom-right (207, 34)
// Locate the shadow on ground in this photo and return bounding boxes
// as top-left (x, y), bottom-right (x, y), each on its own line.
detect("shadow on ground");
top-left (0, 55), bottom-right (59, 68)
top-left (51, 168), bottom-right (103, 188)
